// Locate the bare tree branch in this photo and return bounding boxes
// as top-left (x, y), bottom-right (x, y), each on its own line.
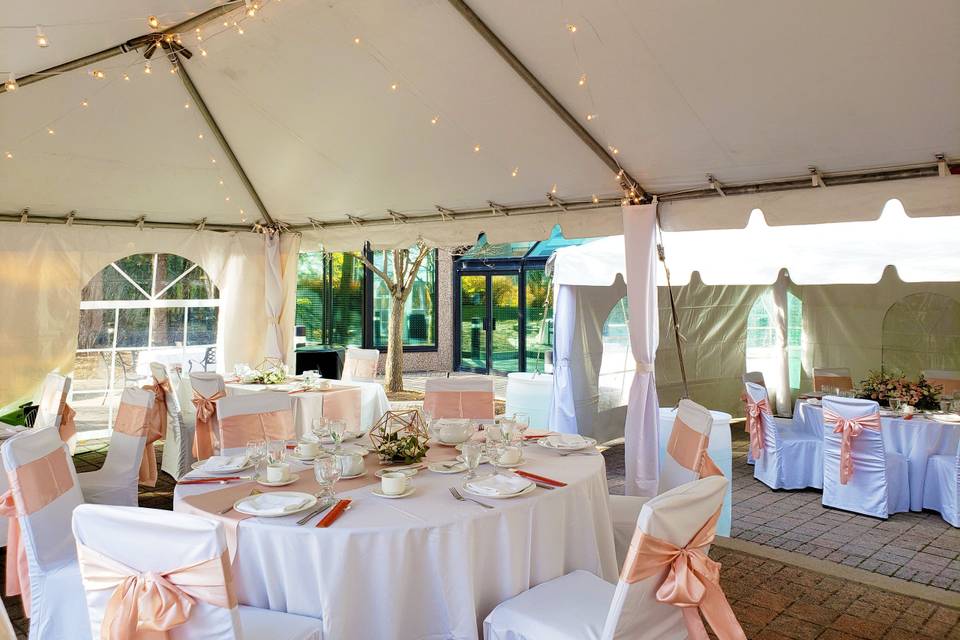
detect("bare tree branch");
top-left (358, 251), bottom-right (395, 294)
top-left (400, 245), bottom-right (431, 302)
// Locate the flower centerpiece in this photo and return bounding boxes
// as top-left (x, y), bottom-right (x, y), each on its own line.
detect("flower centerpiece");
top-left (368, 409), bottom-right (430, 464)
top-left (240, 358), bottom-right (289, 384)
top-left (856, 368), bottom-right (942, 410)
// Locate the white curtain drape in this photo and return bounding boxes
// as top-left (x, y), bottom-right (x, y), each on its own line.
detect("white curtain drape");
top-left (622, 204), bottom-right (660, 497)
top-left (0, 224), bottom-right (300, 413)
top-left (264, 233), bottom-right (284, 361)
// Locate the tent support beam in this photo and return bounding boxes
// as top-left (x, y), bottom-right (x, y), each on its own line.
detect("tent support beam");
top-left (169, 51), bottom-right (277, 228)
top-left (445, 0), bottom-right (646, 201)
top-left (0, 211), bottom-right (253, 232)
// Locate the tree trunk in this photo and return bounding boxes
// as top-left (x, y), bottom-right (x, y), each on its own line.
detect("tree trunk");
top-left (384, 294), bottom-right (405, 392)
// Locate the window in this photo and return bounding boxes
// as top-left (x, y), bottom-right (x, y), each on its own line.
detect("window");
top-left (746, 290), bottom-right (802, 389)
top-left (525, 269), bottom-right (551, 371)
top-left (75, 253), bottom-right (219, 431)
top-left (371, 249), bottom-right (437, 348)
top-left (881, 292), bottom-right (960, 375)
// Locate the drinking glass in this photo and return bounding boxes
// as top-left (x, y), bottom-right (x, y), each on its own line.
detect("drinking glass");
top-left (462, 442), bottom-right (483, 480)
top-left (328, 419), bottom-right (347, 451)
top-left (313, 454), bottom-right (341, 499)
top-left (312, 417), bottom-right (329, 441)
top-left (234, 363), bottom-right (250, 380)
top-left (267, 439), bottom-right (287, 465)
top-left (889, 398), bottom-right (902, 411)
top-left (246, 439), bottom-right (266, 475)
top-left (512, 413), bottom-right (530, 446)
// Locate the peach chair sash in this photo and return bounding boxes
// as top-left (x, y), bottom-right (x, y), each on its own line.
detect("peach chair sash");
top-left (1, 447), bottom-right (76, 616)
top-left (667, 418), bottom-right (723, 479)
top-left (191, 390), bottom-right (226, 460)
top-left (219, 410), bottom-right (295, 450)
top-left (138, 379), bottom-right (170, 487)
top-left (344, 357), bottom-right (377, 381)
top-left (744, 397), bottom-right (769, 460)
top-left (77, 543), bottom-right (237, 640)
top-left (823, 407), bottom-right (881, 485)
top-left (423, 390), bottom-right (495, 420)
top-left (621, 509), bottom-right (745, 640)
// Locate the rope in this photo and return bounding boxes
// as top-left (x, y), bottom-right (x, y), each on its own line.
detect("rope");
top-left (654, 200), bottom-right (689, 399)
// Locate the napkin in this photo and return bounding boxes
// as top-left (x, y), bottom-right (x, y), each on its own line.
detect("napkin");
top-left (546, 434), bottom-right (588, 449)
top-left (240, 493), bottom-right (312, 516)
top-left (202, 455), bottom-right (249, 473)
top-left (0, 425), bottom-right (26, 439)
top-left (465, 474), bottom-right (532, 496)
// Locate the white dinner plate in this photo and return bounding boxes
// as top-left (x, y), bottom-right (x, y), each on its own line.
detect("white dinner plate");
top-left (233, 491), bottom-right (317, 517)
top-left (371, 487), bottom-right (416, 499)
top-left (255, 472), bottom-right (300, 487)
top-left (191, 459), bottom-right (254, 474)
top-left (537, 436), bottom-right (597, 452)
top-left (461, 481), bottom-right (536, 500)
top-left (428, 461), bottom-right (467, 474)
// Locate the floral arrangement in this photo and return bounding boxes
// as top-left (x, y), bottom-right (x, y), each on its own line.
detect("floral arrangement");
top-left (238, 359), bottom-right (289, 384)
top-left (368, 410), bottom-right (430, 464)
top-left (856, 368), bottom-right (942, 410)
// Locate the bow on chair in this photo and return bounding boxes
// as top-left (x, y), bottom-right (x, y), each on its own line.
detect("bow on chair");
top-left (823, 408), bottom-right (881, 484)
top-left (191, 390), bottom-right (226, 460)
top-left (622, 510), bottom-right (746, 640)
top-left (744, 397), bottom-right (769, 460)
top-left (77, 544), bottom-right (237, 639)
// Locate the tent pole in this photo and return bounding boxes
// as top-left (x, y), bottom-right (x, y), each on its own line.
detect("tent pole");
top-left (0, 211), bottom-right (253, 232)
top-left (445, 0), bottom-right (647, 201)
top-left (168, 52), bottom-right (277, 228)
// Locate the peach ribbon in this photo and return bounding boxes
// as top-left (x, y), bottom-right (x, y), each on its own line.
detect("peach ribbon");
top-left (318, 387), bottom-right (362, 430)
top-left (423, 390), bottom-right (495, 420)
top-left (2, 447), bottom-right (76, 617)
top-left (191, 390), bottom-right (225, 461)
top-left (138, 379), bottom-right (171, 488)
top-left (744, 397), bottom-right (769, 460)
top-left (823, 408), bottom-right (881, 484)
top-left (76, 543), bottom-right (237, 639)
top-left (667, 418), bottom-right (723, 479)
top-left (621, 509), bottom-right (746, 640)
top-left (218, 410), bottom-right (295, 450)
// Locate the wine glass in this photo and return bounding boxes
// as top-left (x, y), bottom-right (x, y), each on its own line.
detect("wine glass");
top-left (314, 454), bottom-right (341, 499)
top-left (246, 439), bottom-right (266, 475)
top-left (328, 419), bottom-right (347, 452)
top-left (512, 413), bottom-right (530, 446)
top-left (462, 442), bottom-right (483, 480)
top-left (312, 417), bottom-right (329, 442)
top-left (267, 439), bottom-right (286, 466)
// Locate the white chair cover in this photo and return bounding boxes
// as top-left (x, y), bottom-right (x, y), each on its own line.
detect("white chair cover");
top-left (742, 371), bottom-right (766, 387)
top-left (742, 373), bottom-right (795, 465)
top-left (341, 348), bottom-right (379, 382)
top-left (216, 392), bottom-right (294, 449)
top-left (484, 476), bottom-right (730, 640)
top-left (191, 372), bottom-right (227, 455)
top-left (812, 367), bottom-right (854, 392)
top-left (922, 441), bottom-right (960, 527)
top-left (1, 427), bottom-right (90, 640)
top-left (821, 396), bottom-right (910, 518)
top-left (33, 372), bottom-right (69, 430)
top-left (746, 381), bottom-right (822, 490)
top-left (77, 388), bottom-right (153, 507)
top-left (154, 363), bottom-right (194, 481)
top-left (71, 504), bottom-right (323, 640)
top-left (923, 369), bottom-right (960, 398)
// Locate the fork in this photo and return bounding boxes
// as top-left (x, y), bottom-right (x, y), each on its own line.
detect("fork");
top-left (219, 488), bottom-right (261, 514)
top-left (449, 487), bottom-right (493, 509)
top-left (558, 450), bottom-right (599, 457)
top-left (296, 497), bottom-right (336, 525)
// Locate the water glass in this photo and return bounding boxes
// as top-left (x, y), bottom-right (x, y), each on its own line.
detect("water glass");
top-left (312, 417), bottom-right (329, 440)
top-left (462, 442), bottom-right (483, 479)
top-left (889, 398), bottom-right (902, 411)
top-left (314, 454), bottom-right (342, 499)
top-left (328, 419), bottom-right (347, 451)
top-left (234, 363), bottom-right (250, 380)
top-left (267, 439), bottom-right (287, 466)
top-left (246, 439), bottom-right (266, 474)
top-left (512, 412), bottom-right (530, 445)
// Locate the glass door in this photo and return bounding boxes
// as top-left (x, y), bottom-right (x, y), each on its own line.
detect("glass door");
top-left (457, 272), bottom-right (522, 373)
top-left (459, 275), bottom-right (487, 371)
top-left (490, 274), bottom-right (520, 373)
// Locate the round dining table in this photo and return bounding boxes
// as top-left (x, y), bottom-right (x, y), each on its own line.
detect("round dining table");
top-left (174, 442), bottom-right (618, 639)
top-left (794, 400), bottom-right (960, 510)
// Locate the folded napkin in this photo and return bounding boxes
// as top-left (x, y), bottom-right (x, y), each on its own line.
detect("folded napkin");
top-left (546, 434), bottom-right (588, 449)
top-left (465, 474), bottom-right (532, 496)
top-left (0, 425), bottom-right (26, 439)
top-left (240, 493), bottom-right (311, 516)
top-left (202, 455), bottom-right (249, 473)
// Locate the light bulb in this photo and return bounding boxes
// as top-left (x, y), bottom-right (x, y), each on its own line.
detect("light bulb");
top-left (218, 178), bottom-right (224, 186)
top-left (170, 66), bottom-right (177, 74)
top-left (184, 103), bottom-right (190, 109)
top-left (80, 99), bottom-right (88, 107)
top-left (578, 73), bottom-right (586, 86)
top-left (592, 194), bottom-right (599, 204)
top-left (225, 196), bottom-right (231, 202)
top-left (211, 158), bottom-right (217, 164)
top-left (123, 73), bottom-right (130, 81)
top-left (198, 133), bottom-right (204, 139)
top-left (551, 184), bottom-right (558, 194)
top-left (473, 144), bottom-right (480, 153)
top-left (47, 128), bottom-right (55, 135)
top-left (4, 73), bottom-right (17, 92)
top-left (511, 167), bottom-right (519, 177)
top-left (566, 23), bottom-right (577, 33)
top-left (144, 62), bottom-right (152, 74)
top-left (237, 26), bottom-right (245, 35)
top-left (430, 116), bottom-right (439, 125)
top-left (148, 15), bottom-right (160, 29)
top-left (246, 0), bottom-right (256, 16)
top-left (586, 113), bottom-right (597, 121)
top-left (390, 83), bottom-right (398, 91)
top-left (612, 147), bottom-right (619, 155)
top-left (91, 69), bottom-right (105, 79)
top-left (35, 25), bottom-right (49, 48)
top-left (4, 152), bottom-right (12, 159)
top-left (223, 21), bottom-right (229, 27)
top-left (353, 36), bottom-right (361, 44)
top-left (199, 48), bottom-right (207, 57)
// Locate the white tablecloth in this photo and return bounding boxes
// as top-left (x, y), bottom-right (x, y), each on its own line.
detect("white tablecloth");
top-left (794, 400), bottom-right (960, 510)
top-left (226, 380), bottom-right (390, 437)
top-left (174, 446), bottom-right (617, 639)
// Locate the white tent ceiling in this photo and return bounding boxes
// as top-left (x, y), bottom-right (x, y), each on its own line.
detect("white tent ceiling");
top-left (1, 0), bottom-right (958, 236)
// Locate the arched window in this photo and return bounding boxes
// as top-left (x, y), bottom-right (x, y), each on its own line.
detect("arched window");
top-left (73, 254), bottom-right (219, 433)
top-left (881, 292), bottom-right (960, 375)
top-left (746, 290), bottom-right (802, 389)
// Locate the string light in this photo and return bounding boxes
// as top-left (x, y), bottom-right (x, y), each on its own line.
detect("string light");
top-left (218, 178), bottom-right (224, 186)
top-left (184, 103), bottom-right (190, 109)
top-left (4, 152), bottom-right (12, 160)
top-left (170, 66), bottom-right (177, 74)
top-left (223, 21), bottom-right (229, 27)
top-left (608, 145), bottom-right (619, 155)
top-left (566, 24), bottom-right (577, 33)
top-left (90, 69), bottom-right (105, 79)
top-left (240, 209), bottom-right (247, 223)
top-left (585, 113), bottom-right (597, 121)
top-left (210, 158), bottom-right (217, 164)
top-left (578, 73), bottom-right (586, 87)
top-left (551, 183), bottom-right (558, 194)
top-left (237, 25), bottom-right (245, 35)
top-left (225, 196), bottom-right (231, 202)
top-left (4, 74), bottom-right (17, 92)
top-left (47, 128), bottom-right (55, 135)
top-left (353, 36), bottom-right (361, 44)
top-left (35, 25), bottom-right (49, 48)
top-left (511, 167), bottom-right (519, 177)
top-left (195, 28), bottom-right (202, 41)
top-left (198, 133), bottom-right (204, 140)
top-left (144, 62), bottom-right (152, 74)
top-left (246, 0), bottom-right (258, 17)
top-left (390, 83), bottom-right (398, 91)
top-left (148, 15), bottom-right (160, 29)
top-left (430, 115), bottom-right (439, 125)
top-left (199, 48), bottom-right (208, 57)
top-left (473, 144), bottom-right (481, 153)
top-left (123, 73), bottom-right (130, 81)
top-left (80, 99), bottom-right (88, 107)
top-left (592, 194), bottom-right (599, 204)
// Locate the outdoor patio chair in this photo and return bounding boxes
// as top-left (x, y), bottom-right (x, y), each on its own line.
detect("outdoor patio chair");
top-left (189, 346), bottom-right (217, 373)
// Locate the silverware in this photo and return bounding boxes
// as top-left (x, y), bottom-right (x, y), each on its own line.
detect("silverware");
top-left (219, 488), bottom-right (261, 515)
top-left (449, 487), bottom-right (493, 509)
top-left (530, 481), bottom-right (556, 490)
top-left (296, 498), bottom-right (336, 525)
top-left (558, 450), bottom-right (599, 457)
top-left (390, 463), bottom-right (424, 473)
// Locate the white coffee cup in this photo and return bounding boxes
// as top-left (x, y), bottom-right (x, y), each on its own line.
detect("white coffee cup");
top-left (295, 441), bottom-right (320, 458)
top-left (266, 462), bottom-right (290, 483)
top-left (499, 445), bottom-right (521, 465)
top-left (337, 452), bottom-right (364, 477)
top-left (902, 404), bottom-right (916, 416)
top-left (381, 471), bottom-right (409, 496)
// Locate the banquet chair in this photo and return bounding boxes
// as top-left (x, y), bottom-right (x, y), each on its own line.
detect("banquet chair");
top-left (741, 372), bottom-right (795, 464)
top-left (76, 387), bottom-right (154, 507)
top-left (484, 476), bottom-right (744, 640)
top-left (746, 381), bottom-right (822, 490)
top-left (216, 392), bottom-right (295, 450)
top-left (72, 504), bottom-right (323, 639)
top-left (923, 369), bottom-right (960, 399)
top-left (154, 362), bottom-right (195, 481)
top-left (743, 371), bottom-right (766, 387)
top-left (609, 399), bottom-right (721, 567)
top-left (191, 371), bottom-right (227, 459)
top-left (813, 367), bottom-right (854, 392)
top-left (922, 440), bottom-right (960, 527)
top-left (423, 376), bottom-right (495, 422)
top-left (821, 396), bottom-right (909, 519)
top-left (34, 372), bottom-right (78, 454)
top-left (342, 347), bottom-right (379, 382)
top-left (1, 427), bottom-right (91, 640)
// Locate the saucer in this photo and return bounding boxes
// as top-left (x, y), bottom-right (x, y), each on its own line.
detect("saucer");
top-left (491, 459), bottom-right (525, 469)
top-left (456, 453), bottom-right (491, 465)
top-left (375, 467), bottom-right (419, 478)
top-left (288, 451), bottom-right (319, 462)
top-left (340, 470), bottom-right (367, 480)
top-left (371, 487), bottom-right (415, 499)
top-left (428, 461), bottom-right (467, 474)
top-left (255, 472), bottom-right (300, 487)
